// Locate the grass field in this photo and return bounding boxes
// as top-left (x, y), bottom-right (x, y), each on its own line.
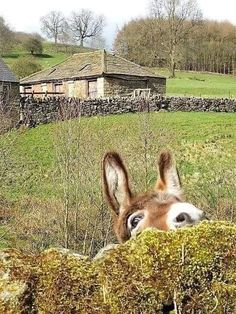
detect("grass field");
top-left (0, 112), bottom-right (235, 252)
top-left (1, 112), bottom-right (235, 201)
top-left (154, 68), bottom-right (236, 98)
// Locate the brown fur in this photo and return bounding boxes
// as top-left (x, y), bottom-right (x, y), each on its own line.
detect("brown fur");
top-left (103, 152), bottom-right (132, 215)
top-left (157, 150), bottom-right (182, 192)
top-left (158, 150), bottom-right (172, 185)
top-left (103, 150), bottom-right (183, 243)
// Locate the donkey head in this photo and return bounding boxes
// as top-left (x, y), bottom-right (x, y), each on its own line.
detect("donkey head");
top-left (103, 151), bottom-right (206, 243)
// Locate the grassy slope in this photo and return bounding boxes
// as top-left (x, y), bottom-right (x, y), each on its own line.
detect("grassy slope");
top-left (1, 112), bottom-right (235, 201)
top-left (2, 42), bottom-right (94, 71)
top-left (155, 68), bottom-right (236, 98)
top-left (3, 50), bottom-right (68, 70)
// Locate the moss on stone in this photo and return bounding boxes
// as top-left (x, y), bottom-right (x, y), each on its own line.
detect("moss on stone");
top-left (0, 249), bottom-right (36, 313)
top-left (0, 221), bottom-right (236, 313)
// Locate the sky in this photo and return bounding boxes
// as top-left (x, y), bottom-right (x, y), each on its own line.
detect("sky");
top-left (1, 0), bottom-right (236, 48)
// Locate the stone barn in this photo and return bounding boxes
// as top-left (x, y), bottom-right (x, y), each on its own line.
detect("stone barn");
top-left (20, 50), bottom-right (166, 98)
top-left (0, 58), bottom-right (19, 103)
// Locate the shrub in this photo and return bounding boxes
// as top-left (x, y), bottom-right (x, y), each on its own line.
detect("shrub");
top-left (23, 37), bottom-right (43, 55)
top-left (12, 56), bottom-right (42, 78)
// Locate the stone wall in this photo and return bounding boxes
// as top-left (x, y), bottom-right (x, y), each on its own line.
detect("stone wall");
top-left (19, 95), bottom-right (236, 126)
top-left (104, 77), bottom-right (148, 97)
top-left (103, 76), bottom-right (166, 97)
top-left (0, 222), bottom-right (236, 313)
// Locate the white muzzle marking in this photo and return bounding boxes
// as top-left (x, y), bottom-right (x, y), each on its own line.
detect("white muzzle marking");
top-left (167, 202), bottom-right (204, 230)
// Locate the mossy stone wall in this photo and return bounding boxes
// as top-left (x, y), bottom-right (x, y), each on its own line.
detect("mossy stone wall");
top-left (0, 221), bottom-right (236, 313)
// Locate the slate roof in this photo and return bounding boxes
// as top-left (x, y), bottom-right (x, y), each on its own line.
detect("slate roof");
top-left (21, 50), bottom-right (164, 84)
top-left (0, 58), bottom-right (19, 83)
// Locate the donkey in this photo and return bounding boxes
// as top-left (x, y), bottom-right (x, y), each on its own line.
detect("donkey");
top-left (103, 150), bottom-right (206, 243)
top-left (103, 150), bottom-right (206, 313)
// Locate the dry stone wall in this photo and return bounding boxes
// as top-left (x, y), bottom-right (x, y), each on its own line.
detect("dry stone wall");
top-left (0, 222), bottom-right (236, 313)
top-left (19, 95), bottom-right (236, 126)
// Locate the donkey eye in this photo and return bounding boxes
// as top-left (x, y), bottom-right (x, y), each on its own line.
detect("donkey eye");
top-left (129, 215), bottom-right (144, 229)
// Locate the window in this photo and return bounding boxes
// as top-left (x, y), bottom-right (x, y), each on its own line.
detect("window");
top-left (79, 64), bottom-right (91, 72)
top-left (68, 81), bottom-right (74, 97)
top-left (54, 83), bottom-right (63, 93)
top-left (41, 83), bottom-right (47, 93)
top-left (88, 80), bottom-right (97, 99)
top-left (133, 88), bottom-right (151, 99)
top-left (24, 86), bottom-right (32, 93)
top-left (3, 84), bottom-right (9, 92)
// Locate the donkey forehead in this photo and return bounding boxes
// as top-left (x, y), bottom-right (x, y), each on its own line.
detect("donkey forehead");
top-left (122, 193), bottom-right (180, 217)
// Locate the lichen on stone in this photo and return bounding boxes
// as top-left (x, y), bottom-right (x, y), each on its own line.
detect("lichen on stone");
top-left (0, 221), bottom-right (235, 313)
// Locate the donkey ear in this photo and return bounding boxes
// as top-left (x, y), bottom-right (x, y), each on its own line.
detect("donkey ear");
top-left (155, 150), bottom-right (182, 198)
top-left (103, 152), bottom-right (132, 215)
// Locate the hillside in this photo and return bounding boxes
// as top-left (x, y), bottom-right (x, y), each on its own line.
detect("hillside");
top-left (2, 42), bottom-right (236, 98)
top-left (2, 42), bottom-right (95, 72)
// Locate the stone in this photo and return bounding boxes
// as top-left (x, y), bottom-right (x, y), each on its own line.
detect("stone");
top-left (17, 95), bottom-right (236, 127)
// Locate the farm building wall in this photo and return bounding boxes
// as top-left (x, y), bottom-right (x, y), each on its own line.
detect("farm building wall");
top-left (64, 79), bottom-right (104, 98)
top-left (103, 76), bottom-right (166, 97)
top-left (9, 83), bottom-right (20, 98)
top-left (103, 76), bottom-right (147, 97)
top-left (97, 78), bottom-right (104, 98)
top-left (0, 82), bottom-right (19, 102)
top-left (20, 76), bottom-right (166, 99)
top-left (21, 80), bottom-right (90, 98)
top-left (21, 82), bottom-right (65, 95)
top-left (148, 77), bottom-right (166, 94)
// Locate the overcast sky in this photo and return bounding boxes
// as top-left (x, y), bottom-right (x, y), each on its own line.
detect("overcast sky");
top-left (2, 0), bottom-right (236, 48)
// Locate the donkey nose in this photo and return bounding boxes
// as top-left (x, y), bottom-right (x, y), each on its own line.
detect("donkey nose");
top-left (167, 202), bottom-right (205, 230)
top-left (175, 213), bottom-right (191, 223)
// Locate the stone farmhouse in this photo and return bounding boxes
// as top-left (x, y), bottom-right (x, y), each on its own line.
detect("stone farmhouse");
top-left (20, 50), bottom-right (166, 99)
top-left (0, 58), bottom-right (19, 102)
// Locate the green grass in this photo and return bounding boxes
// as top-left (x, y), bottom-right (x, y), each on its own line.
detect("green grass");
top-left (3, 51), bottom-right (69, 70)
top-left (154, 68), bottom-right (236, 98)
top-left (1, 112), bottom-right (235, 201)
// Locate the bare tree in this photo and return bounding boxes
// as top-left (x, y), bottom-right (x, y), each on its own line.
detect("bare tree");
top-left (149, 0), bottom-right (202, 77)
top-left (40, 11), bottom-right (67, 44)
top-left (89, 35), bottom-right (107, 49)
top-left (69, 9), bottom-right (105, 47)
